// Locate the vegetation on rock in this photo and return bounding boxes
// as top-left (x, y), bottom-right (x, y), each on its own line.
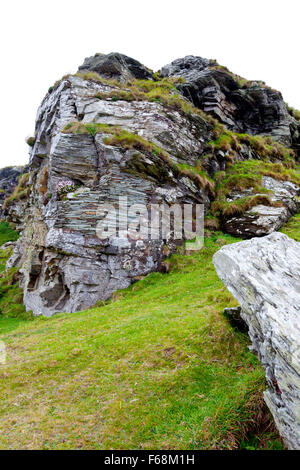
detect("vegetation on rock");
top-left (2, 173), bottom-right (30, 210)
top-left (63, 123), bottom-right (215, 194)
top-left (211, 160), bottom-right (300, 218)
top-left (208, 129), bottom-right (296, 168)
top-left (26, 136), bottom-right (35, 147)
top-left (286, 103), bottom-right (300, 123)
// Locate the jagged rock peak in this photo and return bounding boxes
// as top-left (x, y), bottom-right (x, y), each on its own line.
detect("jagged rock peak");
top-left (78, 52), bottom-right (153, 82)
top-left (161, 55), bottom-right (300, 152)
top-left (161, 55), bottom-right (215, 76)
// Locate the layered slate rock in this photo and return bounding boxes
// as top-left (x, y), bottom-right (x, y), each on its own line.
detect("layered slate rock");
top-left (9, 75), bottom-right (212, 316)
top-left (223, 176), bottom-right (300, 238)
top-left (161, 55), bottom-right (300, 153)
top-left (78, 52), bottom-right (153, 82)
top-left (213, 233), bottom-right (300, 450)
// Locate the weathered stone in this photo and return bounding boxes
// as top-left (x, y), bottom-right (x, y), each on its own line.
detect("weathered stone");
top-left (78, 52), bottom-right (153, 82)
top-left (161, 55), bottom-right (300, 153)
top-left (223, 177), bottom-right (300, 238)
top-left (213, 232), bottom-right (300, 449)
top-left (5, 54), bottom-right (300, 318)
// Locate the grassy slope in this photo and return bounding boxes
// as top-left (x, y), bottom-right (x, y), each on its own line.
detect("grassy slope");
top-left (2, 223), bottom-right (297, 449)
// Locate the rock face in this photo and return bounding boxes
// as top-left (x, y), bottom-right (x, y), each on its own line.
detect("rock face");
top-left (213, 233), bottom-right (300, 450)
top-left (9, 74), bottom-right (211, 316)
top-left (223, 176), bottom-right (300, 238)
top-left (78, 52), bottom-right (153, 82)
top-left (161, 55), bottom-right (300, 153)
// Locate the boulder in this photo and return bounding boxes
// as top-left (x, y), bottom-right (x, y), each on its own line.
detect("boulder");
top-left (78, 52), bottom-right (153, 82)
top-left (223, 176), bottom-right (300, 238)
top-left (213, 232), bottom-right (300, 449)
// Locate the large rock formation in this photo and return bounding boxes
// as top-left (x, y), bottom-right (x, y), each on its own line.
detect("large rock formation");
top-left (5, 52), bottom-right (300, 316)
top-left (8, 74), bottom-right (212, 316)
top-left (78, 52), bottom-right (153, 82)
top-left (161, 55), bottom-right (300, 153)
top-left (213, 233), bottom-right (300, 450)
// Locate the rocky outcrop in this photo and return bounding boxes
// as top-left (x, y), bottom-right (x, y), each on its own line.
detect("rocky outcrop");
top-left (5, 52), bottom-right (300, 316)
top-left (9, 74), bottom-right (212, 316)
top-left (161, 55), bottom-right (300, 153)
top-left (78, 52), bottom-right (153, 82)
top-left (223, 176), bottom-right (300, 238)
top-left (213, 233), bottom-right (300, 450)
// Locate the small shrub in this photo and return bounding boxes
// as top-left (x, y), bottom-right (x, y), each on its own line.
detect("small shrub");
top-left (56, 179), bottom-right (78, 198)
top-left (26, 136), bottom-right (35, 147)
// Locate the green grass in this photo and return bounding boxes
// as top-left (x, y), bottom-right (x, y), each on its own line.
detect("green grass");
top-left (0, 222), bottom-right (19, 246)
top-left (280, 212), bottom-right (300, 241)
top-left (0, 201), bottom-right (297, 450)
top-left (0, 224), bottom-right (31, 328)
top-left (211, 160), bottom-right (300, 218)
top-left (0, 231), bottom-right (286, 450)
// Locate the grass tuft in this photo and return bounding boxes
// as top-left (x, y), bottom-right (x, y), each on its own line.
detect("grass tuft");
top-left (2, 173), bottom-right (30, 211)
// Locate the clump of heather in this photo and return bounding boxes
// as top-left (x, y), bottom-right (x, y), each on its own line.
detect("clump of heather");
top-left (56, 179), bottom-right (78, 197)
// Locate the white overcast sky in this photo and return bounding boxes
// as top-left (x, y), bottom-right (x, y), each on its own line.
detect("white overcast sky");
top-left (1, 0), bottom-right (299, 167)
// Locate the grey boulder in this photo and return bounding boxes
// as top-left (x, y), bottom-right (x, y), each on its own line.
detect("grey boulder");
top-left (213, 232), bottom-right (300, 449)
top-left (78, 52), bottom-right (153, 82)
